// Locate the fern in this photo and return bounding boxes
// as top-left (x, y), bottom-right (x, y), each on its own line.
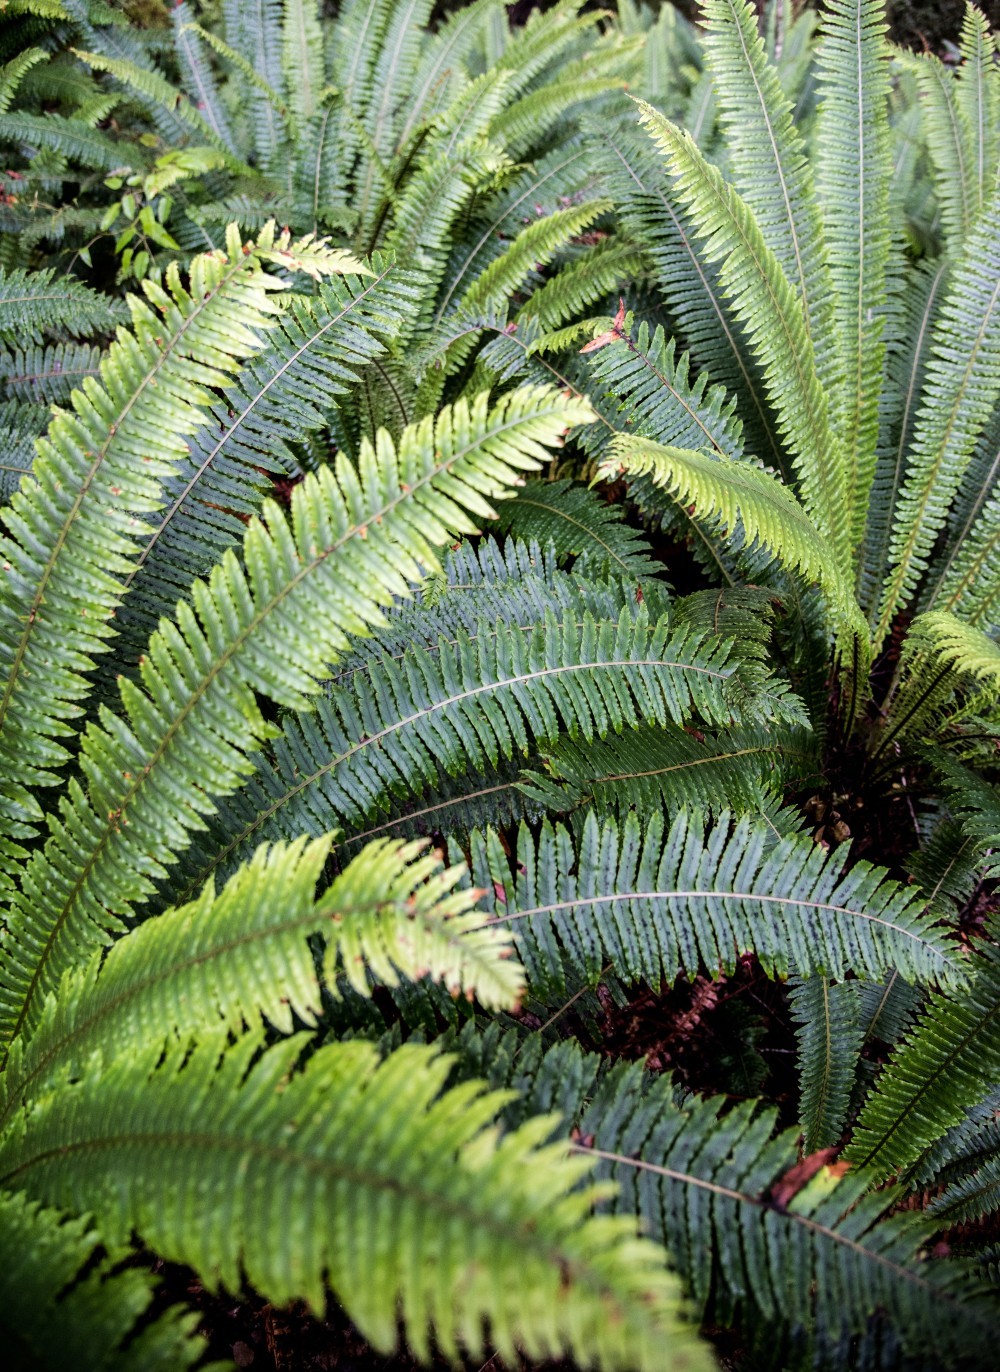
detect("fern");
top-left (789, 973), bottom-right (865, 1151)
top-left (493, 477), bottom-right (661, 577)
top-left (846, 932), bottom-right (1000, 1181)
top-left (469, 808), bottom-right (963, 997)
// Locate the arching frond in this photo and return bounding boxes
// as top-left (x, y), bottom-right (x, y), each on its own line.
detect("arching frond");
top-left (2, 835), bottom-right (520, 1119)
top-left (634, 101), bottom-right (850, 575)
top-left (0, 225), bottom-right (289, 840)
top-left (519, 722), bottom-right (814, 817)
top-left (166, 608), bottom-right (750, 902)
top-left (0, 265), bottom-right (124, 343)
top-left (0, 1032), bottom-right (710, 1372)
top-left (469, 809), bottom-right (963, 998)
top-left (0, 384), bottom-right (592, 1049)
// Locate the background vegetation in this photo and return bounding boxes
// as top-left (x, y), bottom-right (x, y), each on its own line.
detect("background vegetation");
top-left (1, 1), bottom-right (1000, 1369)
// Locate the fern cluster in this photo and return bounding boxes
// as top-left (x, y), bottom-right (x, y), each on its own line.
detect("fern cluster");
top-left (0, 3), bottom-right (999, 1371)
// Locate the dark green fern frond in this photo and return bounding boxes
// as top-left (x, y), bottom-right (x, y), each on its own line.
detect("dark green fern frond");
top-left (790, 972), bottom-right (864, 1151)
top-left (0, 342), bottom-right (102, 405)
top-left (846, 933), bottom-right (1000, 1182)
top-left (0, 1032), bottom-right (710, 1372)
top-left (493, 478), bottom-right (661, 577)
top-left (0, 265), bottom-right (125, 344)
top-left (455, 1026), bottom-right (1000, 1367)
top-left (469, 808), bottom-right (963, 998)
top-left (583, 1069), bottom-right (999, 1367)
top-left (165, 607), bottom-right (750, 900)
top-left (519, 722), bottom-right (814, 818)
top-left (0, 1190), bottom-right (210, 1372)
top-left (876, 179), bottom-right (1000, 645)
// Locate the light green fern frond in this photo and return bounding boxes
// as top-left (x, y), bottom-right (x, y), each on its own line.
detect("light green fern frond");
top-left (634, 100), bottom-right (851, 577)
top-left (0, 1033), bottom-right (710, 1371)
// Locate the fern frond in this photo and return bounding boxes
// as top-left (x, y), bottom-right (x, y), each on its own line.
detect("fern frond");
top-left (602, 435), bottom-right (858, 642)
top-left (0, 341), bottom-right (101, 404)
top-left (814, 0), bottom-right (893, 550)
top-left (847, 935), bottom-right (1000, 1181)
top-left (493, 478), bottom-right (660, 577)
top-left (462, 1027), bottom-right (999, 1365)
top-left (1, 835), bottom-right (520, 1121)
top-left (0, 265), bottom-right (124, 343)
top-left (0, 224), bottom-right (289, 840)
top-left (863, 258), bottom-right (949, 614)
top-left (956, 3), bottom-right (1000, 224)
top-left (0, 107), bottom-right (125, 170)
top-left (584, 1079), bottom-right (998, 1365)
top-left (172, 2), bottom-right (236, 155)
top-left (469, 808), bottom-right (962, 998)
top-left (166, 607), bottom-right (749, 901)
top-left (702, 0), bottom-right (831, 358)
top-left (790, 972), bottom-right (864, 1151)
top-left (0, 1190), bottom-right (208, 1371)
top-left (876, 180), bottom-right (1000, 644)
top-left (518, 722), bottom-right (814, 817)
top-left (281, 0), bottom-right (323, 126)
top-left (0, 1032), bottom-right (710, 1371)
top-left (0, 385), bottom-right (592, 1049)
top-left (635, 100), bottom-right (850, 574)
top-left (591, 122), bottom-right (783, 467)
top-left (114, 257), bottom-right (417, 664)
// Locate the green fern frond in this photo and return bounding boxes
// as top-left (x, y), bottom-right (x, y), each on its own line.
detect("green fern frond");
top-left (1, 835), bottom-right (520, 1120)
top-left (702, 0), bottom-right (831, 358)
top-left (846, 935), bottom-right (1000, 1181)
top-left (0, 106), bottom-right (125, 170)
top-left (518, 721), bottom-right (814, 817)
top-left (790, 972), bottom-right (864, 1151)
top-left (0, 1032), bottom-right (711, 1371)
top-left (0, 341), bottom-right (101, 404)
top-left (0, 224), bottom-right (289, 840)
top-left (585, 1077), bottom-right (999, 1365)
top-left (876, 180), bottom-right (1000, 644)
top-left (634, 100), bottom-right (851, 574)
top-left (815, 0), bottom-right (893, 551)
top-left (114, 256), bottom-right (418, 664)
top-left (493, 478), bottom-right (661, 577)
top-left (955, 3), bottom-right (1000, 224)
top-left (460, 1026), bottom-right (999, 1365)
top-left (0, 1190), bottom-right (210, 1371)
top-left (470, 808), bottom-right (963, 997)
top-left (172, 2), bottom-right (236, 155)
top-left (281, 0), bottom-right (323, 126)
top-left (0, 384), bottom-right (592, 1049)
top-left (591, 122), bottom-right (783, 467)
top-left (166, 607), bottom-right (750, 900)
top-left (0, 265), bottom-right (125, 343)
top-left (602, 434), bottom-right (860, 646)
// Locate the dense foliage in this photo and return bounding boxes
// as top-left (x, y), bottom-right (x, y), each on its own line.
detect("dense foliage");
top-left (0, 1), bottom-right (999, 1369)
